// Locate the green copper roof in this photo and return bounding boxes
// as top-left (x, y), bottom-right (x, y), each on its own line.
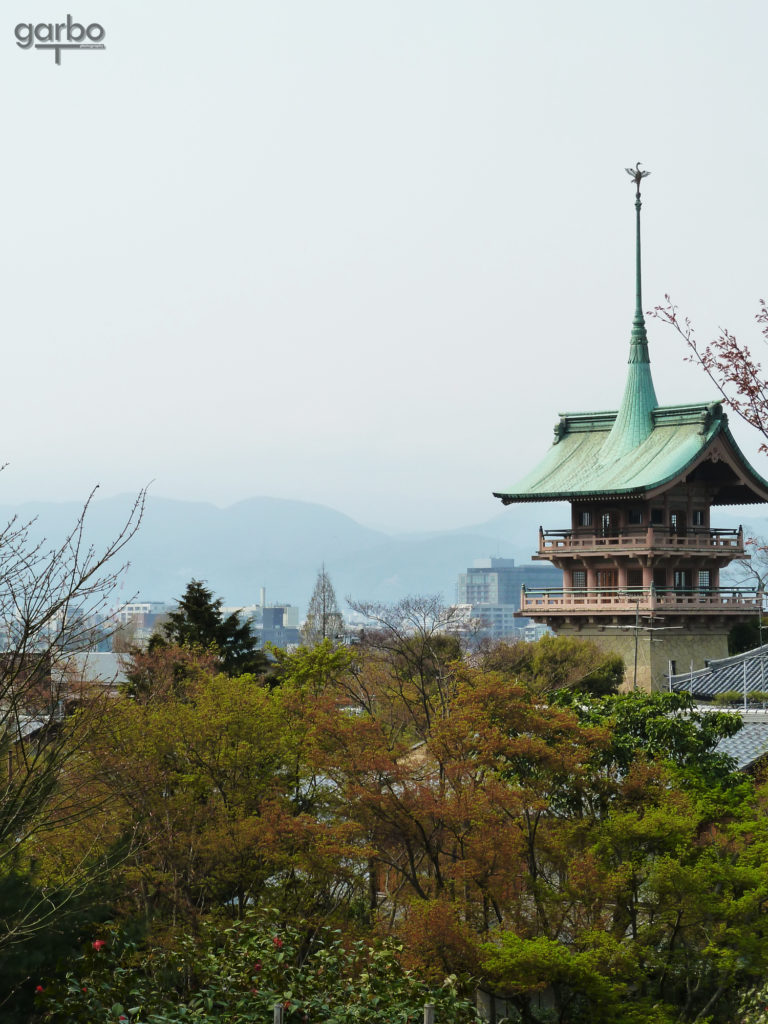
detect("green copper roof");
top-left (601, 360), bottom-right (659, 459)
top-left (493, 402), bottom-right (768, 505)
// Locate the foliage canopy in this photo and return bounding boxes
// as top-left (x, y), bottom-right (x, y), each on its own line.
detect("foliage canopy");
top-left (148, 579), bottom-right (267, 677)
top-left (13, 607), bottom-right (768, 1024)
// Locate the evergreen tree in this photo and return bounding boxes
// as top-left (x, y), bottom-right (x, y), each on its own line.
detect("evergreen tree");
top-left (302, 566), bottom-right (344, 645)
top-left (150, 579), bottom-right (267, 676)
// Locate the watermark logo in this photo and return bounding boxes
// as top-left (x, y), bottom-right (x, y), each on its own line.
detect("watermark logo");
top-left (15, 16), bottom-right (106, 65)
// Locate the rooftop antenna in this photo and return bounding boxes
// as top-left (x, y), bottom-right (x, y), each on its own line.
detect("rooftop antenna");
top-left (602, 606), bottom-right (682, 690)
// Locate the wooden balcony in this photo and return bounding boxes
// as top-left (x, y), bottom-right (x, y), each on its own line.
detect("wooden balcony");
top-left (537, 525), bottom-right (743, 557)
top-left (520, 585), bottom-right (762, 618)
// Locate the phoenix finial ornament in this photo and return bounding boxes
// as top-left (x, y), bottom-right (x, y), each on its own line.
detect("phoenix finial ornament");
top-left (625, 162), bottom-right (650, 198)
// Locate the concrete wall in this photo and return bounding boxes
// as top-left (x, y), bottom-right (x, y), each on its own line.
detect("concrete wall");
top-left (553, 623), bottom-right (730, 692)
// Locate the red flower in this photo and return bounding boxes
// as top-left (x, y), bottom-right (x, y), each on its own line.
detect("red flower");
top-left (273, 936), bottom-right (283, 948)
top-left (92, 939), bottom-right (107, 952)
top-left (253, 960), bottom-right (262, 971)
top-left (283, 999), bottom-right (291, 1008)
top-left (35, 985), bottom-right (44, 994)
top-left (82, 987), bottom-right (88, 992)
top-left (251, 988), bottom-right (259, 995)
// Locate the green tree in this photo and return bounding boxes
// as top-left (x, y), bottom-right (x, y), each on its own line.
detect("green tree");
top-left (150, 579), bottom-right (267, 676)
top-left (553, 688), bottom-right (742, 781)
top-left (44, 668), bottom-right (366, 929)
top-left (301, 566), bottom-right (344, 646)
top-left (480, 634), bottom-right (624, 695)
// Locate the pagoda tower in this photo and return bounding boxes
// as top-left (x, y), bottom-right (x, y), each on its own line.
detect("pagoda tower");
top-left (494, 167), bottom-right (768, 691)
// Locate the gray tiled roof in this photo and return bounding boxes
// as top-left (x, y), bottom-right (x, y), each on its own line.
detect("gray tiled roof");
top-left (668, 645), bottom-right (768, 769)
top-left (716, 722), bottom-right (768, 770)
top-left (670, 645), bottom-right (768, 699)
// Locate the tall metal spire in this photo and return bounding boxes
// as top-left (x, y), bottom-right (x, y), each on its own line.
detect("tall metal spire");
top-left (600, 164), bottom-right (659, 460)
top-left (628, 163), bottom-right (651, 362)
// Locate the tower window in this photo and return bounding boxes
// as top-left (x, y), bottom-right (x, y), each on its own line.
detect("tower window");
top-left (577, 510), bottom-right (592, 527)
top-left (698, 570), bottom-right (711, 591)
top-left (670, 511), bottom-right (687, 536)
top-left (692, 509), bottom-right (705, 527)
top-left (674, 570), bottom-right (692, 590)
top-left (596, 570), bottom-right (618, 588)
top-left (628, 508), bottom-right (643, 525)
top-left (600, 511), bottom-right (618, 537)
top-left (651, 508), bottom-right (664, 525)
top-left (572, 570), bottom-right (586, 589)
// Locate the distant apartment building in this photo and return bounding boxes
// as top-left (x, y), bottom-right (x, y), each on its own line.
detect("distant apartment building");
top-left (112, 601), bottom-right (170, 647)
top-left (221, 604), bottom-right (263, 626)
top-left (457, 557), bottom-right (562, 642)
top-left (221, 600), bottom-right (301, 650)
top-left (261, 606), bottom-right (300, 648)
top-left (114, 601), bottom-right (169, 625)
top-left (115, 593), bottom-right (302, 653)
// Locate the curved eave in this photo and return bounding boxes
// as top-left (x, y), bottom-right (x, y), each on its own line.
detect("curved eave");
top-left (697, 421), bottom-right (768, 504)
top-left (494, 413), bottom-right (768, 506)
top-left (494, 486), bottom-right (647, 504)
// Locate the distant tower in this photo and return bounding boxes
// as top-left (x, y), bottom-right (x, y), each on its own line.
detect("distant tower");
top-left (494, 167), bottom-right (768, 691)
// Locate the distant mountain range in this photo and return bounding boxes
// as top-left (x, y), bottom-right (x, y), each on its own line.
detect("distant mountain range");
top-left (1, 494), bottom-right (764, 616)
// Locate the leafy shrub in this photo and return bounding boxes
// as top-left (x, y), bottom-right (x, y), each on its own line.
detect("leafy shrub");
top-left (713, 690), bottom-right (744, 706)
top-left (38, 909), bottom-right (479, 1023)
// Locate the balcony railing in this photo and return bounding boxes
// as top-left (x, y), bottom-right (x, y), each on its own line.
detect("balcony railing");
top-left (538, 525), bottom-right (743, 555)
top-left (520, 585), bottom-right (762, 616)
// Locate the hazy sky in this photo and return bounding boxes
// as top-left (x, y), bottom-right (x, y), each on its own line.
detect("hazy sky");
top-left (2, 0), bottom-right (767, 531)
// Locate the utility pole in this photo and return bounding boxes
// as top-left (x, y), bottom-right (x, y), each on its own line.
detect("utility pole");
top-left (603, 607), bottom-right (682, 691)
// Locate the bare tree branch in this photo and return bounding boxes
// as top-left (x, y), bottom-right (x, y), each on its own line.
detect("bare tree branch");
top-left (651, 297), bottom-right (768, 450)
top-left (0, 486), bottom-right (147, 950)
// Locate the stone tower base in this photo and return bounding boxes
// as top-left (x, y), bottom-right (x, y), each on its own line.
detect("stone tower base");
top-left (551, 623), bottom-right (731, 693)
